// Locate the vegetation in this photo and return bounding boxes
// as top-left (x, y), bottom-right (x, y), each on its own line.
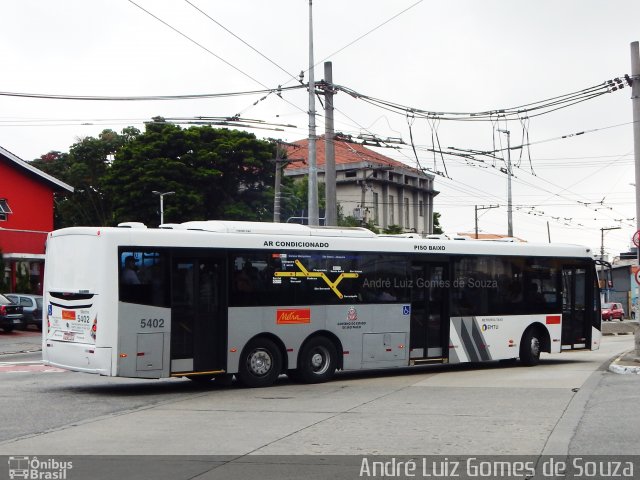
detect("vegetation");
top-left (30, 121), bottom-right (444, 232)
top-left (31, 121), bottom-right (278, 227)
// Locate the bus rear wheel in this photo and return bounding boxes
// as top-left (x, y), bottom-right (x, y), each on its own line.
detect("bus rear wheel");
top-left (519, 328), bottom-right (542, 366)
top-left (292, 337), bottom-right (337, 384)
top-left (237, 338), bottom-right (282, 388)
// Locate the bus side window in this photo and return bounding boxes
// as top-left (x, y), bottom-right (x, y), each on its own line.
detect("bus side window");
top-left (119, 250), bottom-right (168, 307)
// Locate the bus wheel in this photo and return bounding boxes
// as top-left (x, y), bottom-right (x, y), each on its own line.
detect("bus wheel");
top-left (295, 337), bottom-right (337, 384)
top-left (519, 328), bottom-right (541, 366)
top-left (237, 338), bottom-right (282, 388)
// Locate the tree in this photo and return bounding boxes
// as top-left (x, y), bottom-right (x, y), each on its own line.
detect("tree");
top-left (433, 211), bottom-right (443, 234)
top-left (104, 121), bottom-right (277, 225)
top-left (31, 129), bottom-right (132, 227)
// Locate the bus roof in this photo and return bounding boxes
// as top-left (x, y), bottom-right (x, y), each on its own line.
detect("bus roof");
top-left (49, 221), bottom-right (594, 259)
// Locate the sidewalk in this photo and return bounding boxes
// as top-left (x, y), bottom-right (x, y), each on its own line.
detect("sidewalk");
top-left (608, 349), bottom-right (640, 374)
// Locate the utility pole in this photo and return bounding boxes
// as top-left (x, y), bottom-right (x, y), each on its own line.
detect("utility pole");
top-left (498, 129), bottom-right (513, 237)
top-left (306, 0), bottom-right (319, 226)
top-left (631, 42), bottom-right (640, 265)
top-left (323, 61), bottom-right (337, 226)
top-left (272, 143), bottom-right (303, 223)
top-left (475, 204), bottom-right (499, 238)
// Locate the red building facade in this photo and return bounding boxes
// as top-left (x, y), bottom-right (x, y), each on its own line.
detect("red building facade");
top-left (0, 146), bottom-right (73, 293)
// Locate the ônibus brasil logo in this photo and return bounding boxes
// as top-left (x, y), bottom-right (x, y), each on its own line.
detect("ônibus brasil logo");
top-left (8, 456), bottom-right (73, 479)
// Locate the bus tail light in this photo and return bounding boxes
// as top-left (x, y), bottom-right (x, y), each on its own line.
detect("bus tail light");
top-left (90, 316), bottom-right (97, 340)
top-left (119, 353), bottom-right (128, 358)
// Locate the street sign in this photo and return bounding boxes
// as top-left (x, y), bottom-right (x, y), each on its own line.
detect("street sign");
top-left (633, 230), bottom-right (640, 248)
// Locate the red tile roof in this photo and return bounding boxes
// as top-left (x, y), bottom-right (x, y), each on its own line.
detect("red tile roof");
top-left (457, 232), bottom-right (527, 242)
top-left (285, 137), bottom-right (419, 173)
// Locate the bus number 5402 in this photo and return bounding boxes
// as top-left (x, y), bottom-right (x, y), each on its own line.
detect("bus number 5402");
top-left (140, 318), bottom-right (164, 329)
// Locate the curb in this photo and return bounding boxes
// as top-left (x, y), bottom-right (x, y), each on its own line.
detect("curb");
top-left (608, 350), bottom-right (640, 375)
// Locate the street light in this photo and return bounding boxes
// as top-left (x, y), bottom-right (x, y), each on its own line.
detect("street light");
top-left (152, 191), bottom-right (175, 225)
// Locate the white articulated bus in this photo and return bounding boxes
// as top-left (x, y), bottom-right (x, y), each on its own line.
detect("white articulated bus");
top-left (42, 221), bottom-right (602, 387)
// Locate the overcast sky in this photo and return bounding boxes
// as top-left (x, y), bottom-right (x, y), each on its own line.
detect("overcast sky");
top-left (2, 0), bottom-right (639, 257)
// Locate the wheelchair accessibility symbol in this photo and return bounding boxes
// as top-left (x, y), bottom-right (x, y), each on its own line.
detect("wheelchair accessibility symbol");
top-left (402, 305), bottom-right (411, 315)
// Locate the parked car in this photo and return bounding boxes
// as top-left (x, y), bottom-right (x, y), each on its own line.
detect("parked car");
top-left (0, 293), bottom-right (24, 332)
top-left (4, 294), bottom-right (43, 330)
top-left (601, 302), bottom-right (625, 321)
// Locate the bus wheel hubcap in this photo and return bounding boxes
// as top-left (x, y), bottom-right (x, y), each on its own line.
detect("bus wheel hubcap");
top-left (310, 347), bottom-right (329, 374)
top-left (249, 350), bottom-right (271, 376)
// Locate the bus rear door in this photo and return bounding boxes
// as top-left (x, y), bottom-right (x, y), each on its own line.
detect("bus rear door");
top-left (561, 265), bottom-right (593, 349)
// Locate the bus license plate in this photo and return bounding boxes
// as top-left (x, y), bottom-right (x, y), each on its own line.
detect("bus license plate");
top-left (63, 332), bottom-right (75, 341)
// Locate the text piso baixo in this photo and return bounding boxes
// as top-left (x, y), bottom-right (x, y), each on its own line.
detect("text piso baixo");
top-left (362, 277), bottom-right (498, 289)
top-left (359, 457), bottom-right (634, 478)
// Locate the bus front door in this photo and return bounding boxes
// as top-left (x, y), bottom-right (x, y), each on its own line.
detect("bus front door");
top-left (171, 255), bottom-right (227, 374)
top-left (561, 266), bottom-right (591, 349)
top-left (409, 262), bottom-right (449, 362)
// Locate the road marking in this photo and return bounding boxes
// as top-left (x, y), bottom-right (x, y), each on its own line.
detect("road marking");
top-left (0, 362), bottom-right (66, 373)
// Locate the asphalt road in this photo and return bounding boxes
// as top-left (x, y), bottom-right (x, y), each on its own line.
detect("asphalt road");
top-left (0, 333), bottom-right (636, 480)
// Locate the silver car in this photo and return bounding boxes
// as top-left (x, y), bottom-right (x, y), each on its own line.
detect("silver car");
top-left (4, 294), bottom-right (42, 330)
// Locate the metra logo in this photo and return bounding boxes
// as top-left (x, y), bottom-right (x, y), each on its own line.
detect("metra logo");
top-left (482, 324), bottom-right (499, 331)
top-left (276, 308), bottom-right (311, 325)
top-left (61, 310), bottom-right (76, 320)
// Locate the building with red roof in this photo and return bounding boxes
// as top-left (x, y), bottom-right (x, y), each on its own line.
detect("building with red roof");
top-left (0, 146), bottom-right (73, 293)
top-left (285, 137), bottom-right (438, 233)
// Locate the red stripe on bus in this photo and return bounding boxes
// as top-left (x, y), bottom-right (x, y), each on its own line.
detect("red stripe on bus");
top-left (546, 315), bottom-right (561, 324)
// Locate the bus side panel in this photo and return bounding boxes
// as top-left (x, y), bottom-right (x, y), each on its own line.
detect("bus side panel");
top-left (226, 303), bottom-right (410, 374)
top-left (117, 303), bottom-right (171, 378)
top-left (448, 315), bottom-right (560, 363)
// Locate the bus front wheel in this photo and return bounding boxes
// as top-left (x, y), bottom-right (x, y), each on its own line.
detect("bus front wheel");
top-left (519, 328), bottom-right (542, 366)
top-left (237, 338), bottom-right (282, 388)
top-left (292, 336), bottom-right (337, 384)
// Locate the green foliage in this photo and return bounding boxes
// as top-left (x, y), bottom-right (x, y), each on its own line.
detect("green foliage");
top-left (277, 176), bottom-right (326, 223)
top-left (383, 225), bottom-right (404, 234)
top-left (104, 122), bottom-right (277, 225)
top-left (433, 211), bottom-right (443, 234)
top-left (31, 123), bottom-right (278, 227)
top-left (15, 262), bottom-right (31, 293)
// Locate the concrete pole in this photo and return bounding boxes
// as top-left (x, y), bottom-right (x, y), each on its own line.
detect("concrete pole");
top-left (631, 42), bottom-right (640, 265)
top-left (307, 0), bottom-right (319, 226)
top-left (633, 42), bottom-right (640, 355)
top-left (273, 145), bottom-right (283, 223)
top-left (324, 61), bottom-right (337, 226)
top-left (475, 205), bottom-right (479, 239)
top-left (505, 131), bottom-right (513, 237)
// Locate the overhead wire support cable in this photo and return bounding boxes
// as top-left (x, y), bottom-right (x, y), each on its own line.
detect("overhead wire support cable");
top-left (0, 85), bottom-right (306, 102)
top-left (183, 0), bottom-right (302, 85)
top-left (128, 0), bottom-right (271, 90)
